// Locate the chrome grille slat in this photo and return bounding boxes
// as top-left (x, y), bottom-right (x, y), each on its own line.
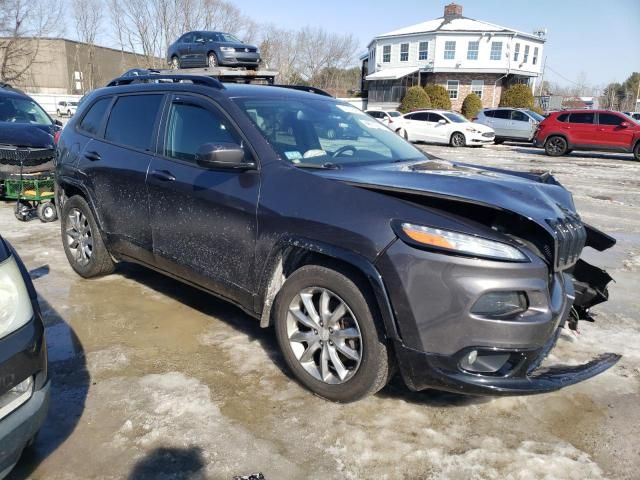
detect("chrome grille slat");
top-left (546, 215), bottom-right (586, 271)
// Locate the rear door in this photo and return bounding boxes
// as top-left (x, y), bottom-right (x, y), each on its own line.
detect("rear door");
top-left (76, 93), bottom-right (163, 260)
top-left (510, 110), bottom-right (534, 140)
top-left (596, 112), bottom-right (635, 149)
top-left (146, 93), bottom-right (260, 304)
top-left (404, 112), bottom-right (431, 142)
top-left (566, 111), bottom-right (596, 146)
top-left (178, 33), bottom-right (195, 65)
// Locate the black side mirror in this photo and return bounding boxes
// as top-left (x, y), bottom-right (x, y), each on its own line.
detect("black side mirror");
top-left (195, 142), bottom-right (256, 170)
top-left (54, 119), bottom-right (63, 127)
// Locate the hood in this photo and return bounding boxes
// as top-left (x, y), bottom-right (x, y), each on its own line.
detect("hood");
top-left (0, 123), bottom-right (54, 148)
top-left (315, 159), bottom-right (577, 231)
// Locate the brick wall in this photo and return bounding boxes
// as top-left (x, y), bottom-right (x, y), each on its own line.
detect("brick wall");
top-left (425, 73), bottom-right (504, 111)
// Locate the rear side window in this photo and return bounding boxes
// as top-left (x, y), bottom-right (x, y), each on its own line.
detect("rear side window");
top-left (493, 110), bottom-right (510, 119)
top-left (78, 97), bottom-right (111, 136)
top-left (164, 102), bottom-right (238, 163)
top-left (598, 113), bottom-right (624, 126)
top-left (569, 112), bottom-right (595, 124)
top-left (411, 112), bottom-right (430, 121)
top-left (104, 95), bottom-right (163, 150)
top-left (557, 113), bottom-right (569, 122)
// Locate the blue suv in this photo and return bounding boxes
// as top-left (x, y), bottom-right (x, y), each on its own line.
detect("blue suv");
top-left (167, 31), bottom-right (261, 70)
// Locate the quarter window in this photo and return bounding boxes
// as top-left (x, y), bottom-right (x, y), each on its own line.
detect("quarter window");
top-left (104, 95), bottom-right (163, 150)
top-left (447, 80), bottom-right (459, 99)
top-left (467, 41), bottom-right (479, 60)
top-left (598, 113), bottom-right (625, 126)
top-left (382, 45), bottom-right (391, 63)
top-left (557, 113), bottom-right (569, 122)
top-left (78, 97), bottom-right (111, 136)
top-left (490, 42), bottom-right (502, 60)
top-left (533, 47), bottom-right (539, 65)
top-left (523, 45), bottom-right (530, 63)
top-left (164, 101), bottom-right (238, 163)
top-left (471, 80), bottom-right (483, 98)
top-left (514, 43), bottom-right (520, 62)
top-left (418, 41), bottom-right (429, 60)
top-left (400, 43), bottom-right (409, 62)
top-left (569, 112), bottom-right (595, 124)
top-left (444, 41), bottom-right (456, 60)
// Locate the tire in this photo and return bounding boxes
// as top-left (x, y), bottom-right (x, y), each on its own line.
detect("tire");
top-left (61, 195), bottom-right (115, 278)
top-left (170, 56), bottom-right (180, 70)
top-left (633, 142), bottom-right (640, 161)
top-left (37, 201), bottom-right (57, 222)
top-left (450, 132), bottom-right (466, 147)
top-left (56, 109), bottom-right (61, 117)
top-left (544, 136), bottom-right (568, 156)
top-left (494, 138), bottom-right (504, 145)
top-left (67, 110), bottom-right (71, 117)
top-left (14, 201), bottom-right (31, 221)
top-left (207, 52), bottom-right (218, 68)
top-left (274, 265), bottom-right (391, 402)
top-left (326, 128), bottom-right (337, 139)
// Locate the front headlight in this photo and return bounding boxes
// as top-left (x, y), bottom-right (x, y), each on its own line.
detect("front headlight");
top-left (465, 127), bottom-right (480, 133)
top-left (220, 46), bottom-right (235, 52)
top-left (0, 256), bottom-right (34, 339)
top-left (397, 223), bottom-right (528, 261)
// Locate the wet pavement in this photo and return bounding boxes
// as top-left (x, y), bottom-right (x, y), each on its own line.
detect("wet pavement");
top-left (2, 143), bottom-right (639, 479)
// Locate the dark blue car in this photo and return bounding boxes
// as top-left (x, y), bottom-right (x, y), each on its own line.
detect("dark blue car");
top-left (166, 31), bottom-right (261, 70)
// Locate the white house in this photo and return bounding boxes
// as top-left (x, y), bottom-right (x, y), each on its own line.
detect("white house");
top-left (363, 3), bottom-right (546, 110)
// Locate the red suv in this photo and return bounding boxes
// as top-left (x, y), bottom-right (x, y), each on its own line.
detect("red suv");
top-left (534, 110), bottom-right (640, 161)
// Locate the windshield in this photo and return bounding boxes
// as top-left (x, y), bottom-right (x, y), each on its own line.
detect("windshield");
top-left (220, 33), bottom-right (241, 43)
top-left (388, 111), bottom-right (401, 117)
top-left (443, 112), bottom-right (468, 123)
top-left (0, 96), bottom-right (52, 125)
top-left (526, 110), bottom-right (545, 122)
top-left (233, 97), bottom-right (425, 167)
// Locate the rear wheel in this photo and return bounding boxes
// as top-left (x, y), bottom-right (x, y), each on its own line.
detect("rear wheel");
top-left (633, 142), bottom-right (640, 161)
top-left (207, 52), bottom-right (218, 67)
top-left (14, 201), bottom-right (31, 221)
top-left (61, 196), bottom-right (115, 278)
top-left (545, 136), bottom-right (568, 156)
top-left (450, 132), bottom-right (466, 147)
top-left (37, 201), bottom-right (57, 222)
top-left (67, 110), bottom-right (71, 116)
top-left (494, 138), bottom-right (504, 145)
top-left (274, 265), bottom-right (391, 402)
top-left (170, 56), bottom-right (180, 70)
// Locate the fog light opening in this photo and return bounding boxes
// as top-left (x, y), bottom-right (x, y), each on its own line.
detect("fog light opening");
top-left (0, 376), bottom-right (34, 421)
top-left (460, 351), bottom-right (511, 374)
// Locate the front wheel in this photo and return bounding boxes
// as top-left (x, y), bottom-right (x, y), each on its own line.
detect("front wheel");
top-left (450, 132), bottom-right (466, 147)
top-left (545, 136), bottom-right (568, 156)
top-left (61, 196), bottom-right (115, 278)
top-left (56, 109), bottom-right (61, 117)
top-left (274, 265), bottom-right (391, 402)
top-left (207, 52), bottom-right (218, 68)
top-left (633, 142), bottom-right (640, 161)
top-left (170, 56), bottom-right (180, 70)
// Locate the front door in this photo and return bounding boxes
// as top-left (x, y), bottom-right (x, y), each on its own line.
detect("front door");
top-left (509, 110), bottom-right (534, 140)
top-left (491, 110), bottom-right (511, 137)
top-left (146, 94), bottom-right (260, 304)
top-left (596, 112), bottom-right (635, 149)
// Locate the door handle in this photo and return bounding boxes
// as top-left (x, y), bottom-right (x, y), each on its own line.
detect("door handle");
top-left (151, 170), bottom-right (176, 182)
top-left (84, 151), bottom-right (101, 161)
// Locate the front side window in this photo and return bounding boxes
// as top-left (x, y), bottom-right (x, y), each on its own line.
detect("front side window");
top-left (0, 96), bottom-right (51, 125)
top-left (533, 47), bottom-right (539, 65)
top-left (569, 112), bottom-right (595, 124)
top-left (104, 94), bottom-right (163, 150)
top-left (511, 110), bottom-right (529, 122)
top-left (444, 41), bottom-right (456, 60)
top-left (467, 41), bottom-right (479, 60)
top-left (514, 43), bottom-right (520, 62)
top-left (382, 45), bottom-right (391, 63)
top-left (232, 97), bottom-right (424, 167)
top-left (164, 101), bottom-right (238, 162)
top-left (78, 97), bottom-right (111, 135)
top-left (418, 41), bottom-right (428, 60)
top-left (400, 43), bottom-right (409, 62)
top-left (523, 45), bottom-right (530, 63)
top-left (598, 113), bottom-right (625, 126)
top-left (490, 42), bottom-right (503, 60)
top-left (471, 80), bottom-right (483, 98)
top-left (447, 80), bottom-right (459, 99)
top-left (443, 112), bottom-right (467, 123)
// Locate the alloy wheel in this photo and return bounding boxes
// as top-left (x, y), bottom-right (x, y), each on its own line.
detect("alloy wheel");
top-left (208, 53), bottom-right (217, 67)
top-left (286, 287), bottom-right (362, 384)
top-left (451, 132), bottom-right (465, 147)
top-left (171, 57), bottom-right (179, 70)
top-left (546, 137), bottom-right (566, 155)
top-left (66, 208), bottom-right (93, 266)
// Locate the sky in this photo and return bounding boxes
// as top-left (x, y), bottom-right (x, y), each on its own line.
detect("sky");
top-left (234, 0), bottom-right (640, 89)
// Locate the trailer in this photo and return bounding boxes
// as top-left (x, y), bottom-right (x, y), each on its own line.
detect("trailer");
top-left (116, 66), bottom-right (279, 86)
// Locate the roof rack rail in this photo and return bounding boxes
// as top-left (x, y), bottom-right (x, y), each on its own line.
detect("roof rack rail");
top-left (0, 82), bottom-right (25, 94)
top-left (107, 74), bottom-right (224, 89)
top-left (273, 85), bottom-right (333, 97)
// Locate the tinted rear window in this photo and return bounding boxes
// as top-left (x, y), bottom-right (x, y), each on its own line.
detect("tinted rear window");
top-left (78, 97), bottom-right (111, 135)
top-left (557, 113), bottom-right (569, 122)
top-left (104, 95), bottom-right (163, 150)
top-left (569, 112), bottom-right (595, 124)
top-left (493, 110), bottom-right (510, 119)
top-left (598, 113), bottom-right (625, 126)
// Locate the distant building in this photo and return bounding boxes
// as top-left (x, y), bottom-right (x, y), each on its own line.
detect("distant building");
top-left (362, 3), bottom-right (546, 111)
top-left (0, 37), bottom-right (159, 95)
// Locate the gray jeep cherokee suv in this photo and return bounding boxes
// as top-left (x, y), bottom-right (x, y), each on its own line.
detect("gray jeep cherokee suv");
top-left (54, 74), bottom-right (619, 402)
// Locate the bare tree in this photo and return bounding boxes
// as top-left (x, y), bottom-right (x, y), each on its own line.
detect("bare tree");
top-left (73, 0), bottom-right (102, 91)
top-left (0, 0), bottom-right (64, 83)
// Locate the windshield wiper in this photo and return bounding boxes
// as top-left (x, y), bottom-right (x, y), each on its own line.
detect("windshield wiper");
top-left (293, 162), bottom-right (341, 170)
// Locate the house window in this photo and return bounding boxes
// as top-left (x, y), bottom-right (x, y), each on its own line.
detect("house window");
top-left (467, 41), bottom-right (479, 60)
top-left (383, 45), bottom-right (391, 63)
top-left (514, 43), bottom-right (520, 62)
top-left (444, 41), bottom-right (456, 60)
top-left (533, 47), bottom-right (539, 65)
top-left (471, 79), bottom-right (483, 98)
top-left (447, 80), bottom-right (459, 99)
top-left (400, 43), bottom-right (409, 62)
top-left (490, 42), bottom-right (502, 60)
top-left (419, 41), bottom-right (429, 60)
top-left (524, 45), bottom-right (530, 62)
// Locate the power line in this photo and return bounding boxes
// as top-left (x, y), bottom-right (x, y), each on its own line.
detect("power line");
top-left (545, 65), bottom-right (585, 86)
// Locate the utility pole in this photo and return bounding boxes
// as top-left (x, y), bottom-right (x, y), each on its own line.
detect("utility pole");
top-left (538, 56), bottom-right (547, 96)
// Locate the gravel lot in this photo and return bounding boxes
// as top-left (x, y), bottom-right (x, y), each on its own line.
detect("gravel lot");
top-left (3, 143), bottom-right (639, 480)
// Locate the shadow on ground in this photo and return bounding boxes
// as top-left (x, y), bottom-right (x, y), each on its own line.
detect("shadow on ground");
top-left (128, 446), bottom-right (206, 480)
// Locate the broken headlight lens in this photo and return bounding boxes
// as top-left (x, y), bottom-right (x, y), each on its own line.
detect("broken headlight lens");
top-left (398, 223), bottom-right (528, 261)
top-left (0, 256), bottom-right (33, 340)
top-left (471, 291), bottom-right (528, 318)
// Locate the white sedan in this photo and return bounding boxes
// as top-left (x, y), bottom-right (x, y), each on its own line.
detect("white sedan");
top-left (394, 110), bottom-right (495, 147)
